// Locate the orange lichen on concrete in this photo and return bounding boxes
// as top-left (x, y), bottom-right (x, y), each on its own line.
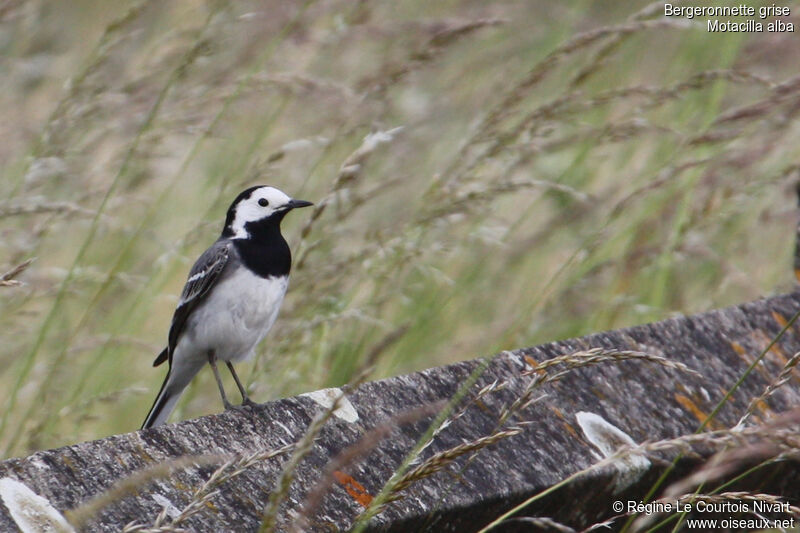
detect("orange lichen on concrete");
top-left (548, 405), bottom-right (580, 439)
top-left (729, 341), bottom-right (749, 359)
top-left (772, 310), bottom-right (788, 328)
top-left (728, 339), bottom-right (772, 380)
top-left (751, 398), bottom-right (774, 421)
top-left (333, 471), bottom-right (373, 507)
top-left (522, 355), bottom-right (539, 370)
top-left (750, 330), bottom-right (789, 367)
top-left (673, 393), bottom-right (709, 425)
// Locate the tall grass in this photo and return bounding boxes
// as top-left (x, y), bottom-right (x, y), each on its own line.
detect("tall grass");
top-left (0, 0), bottom-right (798, 468)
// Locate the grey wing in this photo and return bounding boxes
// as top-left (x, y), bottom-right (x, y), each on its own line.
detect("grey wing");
top-left (165, 240), bottom-right (232, 363)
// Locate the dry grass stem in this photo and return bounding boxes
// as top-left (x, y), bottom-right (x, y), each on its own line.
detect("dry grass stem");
top-left (291, 403), bottom-right (443, 533)
top-left (115, 445), bottom-right (294, 532)
top-left (385, 426), bottom-right (525, 504)
top-left (502, 516), bottom-right (577, 532)
top-left (712, 75), bottom-right (800, 126)
top-left (452, 18), bottom-right (700, 181)
top-left (0, 201), bottom-right (96, 219)
top-left (361, 18), bottom-right (506, 96)
top-left (522, 348), bottom-right (702, 380)
top-left (258, 326), bottom-right (399, 532)
top-left (258, 400), bottom-right (345, 533)
top-left (478, 412), bottom-right (800, 533)
top-left (66, 454), bottom-right (227, 530)
top-left (568, 0), bottom-right (678, 87)
top-left (0, 259), bottom-right (34, 287)
top-left (296, 126), bottom-right (403, 254)
top-left (343, 323), bottom-right (411, 391)
top-left (147, 444), bottom-right (295, 531)
top-left (736, 350), bottom-right (800, 428)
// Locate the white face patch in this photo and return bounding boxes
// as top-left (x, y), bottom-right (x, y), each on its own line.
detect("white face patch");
top-left (229, 186), bottom-right (293, 238)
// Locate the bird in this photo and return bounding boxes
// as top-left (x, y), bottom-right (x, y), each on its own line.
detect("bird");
top-left (141, 185), bottom-right (313, 429)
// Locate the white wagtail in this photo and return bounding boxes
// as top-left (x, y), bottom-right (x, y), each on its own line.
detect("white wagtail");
top-left (141, 185), bottom-right (313, 429)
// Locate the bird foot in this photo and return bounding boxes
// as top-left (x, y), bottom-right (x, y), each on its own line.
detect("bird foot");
top-left (226, 401), bottom-right (255, 412)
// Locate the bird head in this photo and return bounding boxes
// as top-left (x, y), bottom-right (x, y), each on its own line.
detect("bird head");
top-left (223, 185), bottom-right (313, 239)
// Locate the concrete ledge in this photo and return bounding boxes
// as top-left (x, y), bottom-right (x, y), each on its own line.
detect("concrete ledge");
top-left (2, 291), bottom-right (800, 531)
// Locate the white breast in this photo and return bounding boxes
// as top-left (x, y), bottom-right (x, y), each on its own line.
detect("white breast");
top-left (180, 268), bottom-right (289, 363)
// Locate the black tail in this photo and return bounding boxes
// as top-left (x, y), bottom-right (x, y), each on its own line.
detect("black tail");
top-left (141, 368), bottom-right (178, 429)
top-left (153, 347), bottom-right (168, 367)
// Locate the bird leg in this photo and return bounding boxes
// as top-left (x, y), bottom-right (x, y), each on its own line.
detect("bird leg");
top-left (226, 362), bottom-right (256, 407)
top-left (208, 351), bottom-right (234, 410)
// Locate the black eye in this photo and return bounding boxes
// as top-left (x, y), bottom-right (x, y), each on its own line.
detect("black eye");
top-left (258, 198), bottom-right (269, 207)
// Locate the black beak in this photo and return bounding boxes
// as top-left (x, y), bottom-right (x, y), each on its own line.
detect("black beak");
top-left (287, 199), bottom-right (314, 209)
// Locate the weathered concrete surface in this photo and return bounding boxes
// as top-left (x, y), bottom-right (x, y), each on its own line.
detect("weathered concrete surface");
top-left (2, 291), bottom-right (800, 531)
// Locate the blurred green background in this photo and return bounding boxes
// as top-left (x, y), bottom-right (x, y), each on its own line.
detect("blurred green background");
top-left (1, 0), bottom-right (799, 458)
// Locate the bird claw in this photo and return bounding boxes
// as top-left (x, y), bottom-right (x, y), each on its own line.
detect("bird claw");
top-left (226, 401), bottom-right (255, 412)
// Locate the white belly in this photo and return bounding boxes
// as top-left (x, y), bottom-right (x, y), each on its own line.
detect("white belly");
top-left (179, 269), bottom-right (288, 364)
